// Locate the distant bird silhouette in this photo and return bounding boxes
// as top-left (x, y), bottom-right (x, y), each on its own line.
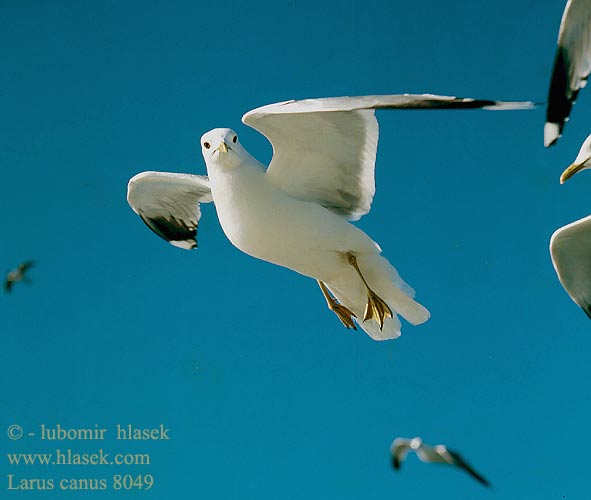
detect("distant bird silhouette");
top-left (390, 437), bottom-right (491, 488)
top-left (5, 261), bottom-right (35, 293)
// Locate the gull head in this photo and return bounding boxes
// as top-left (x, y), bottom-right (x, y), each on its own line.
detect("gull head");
top-left (410, 437), bottom-right (423, 450)
top-left (561, 134), bottom-right (591, 184)
top-left (200, 128), bottom-right (247, 170)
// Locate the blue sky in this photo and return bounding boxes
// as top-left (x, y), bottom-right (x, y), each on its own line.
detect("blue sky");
top-left (1, 0), bottom-right (590, 498)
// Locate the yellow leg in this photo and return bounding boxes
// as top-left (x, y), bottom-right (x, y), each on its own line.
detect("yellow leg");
top-left (346, 253), bottom-right (393, 330)
top-left (317, 280), bottom-right (357, 330)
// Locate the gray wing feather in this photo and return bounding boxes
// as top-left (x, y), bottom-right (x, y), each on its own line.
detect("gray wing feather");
top-left (243, 95), bottom-right (535, 220)
top-left (390, 438), bottom-right (412, 470)
top-left (550, 214), bottom-right (591, 318)
top-left (127, 171), bottom-right (213, 250)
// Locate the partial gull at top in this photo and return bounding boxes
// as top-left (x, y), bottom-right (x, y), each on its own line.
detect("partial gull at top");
top-left (390, 437), bottom-right (491, 488)
top-left (128, 93), bottom-right (534, 340)
top-left (545, 0), bottom-right (591, 147)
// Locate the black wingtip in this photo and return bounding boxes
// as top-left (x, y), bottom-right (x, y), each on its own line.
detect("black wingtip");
top-left (139, 214), bottom-right (198, 249)
top-left (448, 449), bottom-right (491, 488)
top-left (20, 260), bottom-right (35, 271)
top-left (546, 48), bottom-right (581, 146)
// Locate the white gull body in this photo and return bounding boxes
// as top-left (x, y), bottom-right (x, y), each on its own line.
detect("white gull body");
top-left (202, 127), bottom-right (424, 340)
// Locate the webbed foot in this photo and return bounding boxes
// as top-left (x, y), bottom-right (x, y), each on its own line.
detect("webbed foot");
top-left (317, 280), bottom-right (357, 330)
top-left (346, 252), bottom-right (393, 330)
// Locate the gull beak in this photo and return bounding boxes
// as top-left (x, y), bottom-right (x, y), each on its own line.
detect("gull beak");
top-left (216, 141), bottom-right (229, 154)
top-left (560, 162), bottom-right (587, 184)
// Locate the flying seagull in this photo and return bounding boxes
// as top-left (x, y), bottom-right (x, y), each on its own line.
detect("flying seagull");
top-left (545, 0), bottom-right (591, 147)
top-left (127, 94), bottom-right (534, 340)
top-left (4, 261), bottom-right (35, 293)
top-left (390, 437), bottom-right (491, 488)
top-left (551, 134), bottom-right (591, 317)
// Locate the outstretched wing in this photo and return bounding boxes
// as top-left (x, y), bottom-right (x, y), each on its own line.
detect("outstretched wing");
top-left (18, 261), bottom-right (35, 273)
top-left (545, 0), bottom-right (591, 147)
top-left (447, 448), bottom-right (491, 488)
top-left (243, 94), bottom-right (535, 221)
top-left (390, 438), bottom-right (412, 470)
top-left (127, 171), bottom-right (213, 250)
top-left (550, 214), bottom-right (591, 318)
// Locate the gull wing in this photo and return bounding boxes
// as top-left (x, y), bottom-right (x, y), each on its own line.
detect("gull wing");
top-left (545, 0), bottom-right (591, 147)
top-left (127, 171), bottom-right (213, 250)
top-left (243, 95), bottom-right (535, 221)
top-left (390, 438), bottom-right (412, 470)
top-left (550, 214), bottom-right (591, 318)
top-left (446, 448), bottom-right (491, 488)
top-left (18, 261), bottom-right (35, 273)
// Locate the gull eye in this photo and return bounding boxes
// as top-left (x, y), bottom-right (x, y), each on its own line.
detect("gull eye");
top-left (203, 142), bottom-right (211, 149)
top-left (232, 135), bottom-right (237, 144)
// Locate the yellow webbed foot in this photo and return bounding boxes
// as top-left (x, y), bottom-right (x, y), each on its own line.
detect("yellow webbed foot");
top-left (317, 280), bottom-right (357, 331)
top-left (363, 289), bottom-right (393, 330)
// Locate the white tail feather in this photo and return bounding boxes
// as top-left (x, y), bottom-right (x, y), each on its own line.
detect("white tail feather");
top-left (358, 254), bottom-right (430, 325)
top-left (325, 254), bottom-right (429, 341)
